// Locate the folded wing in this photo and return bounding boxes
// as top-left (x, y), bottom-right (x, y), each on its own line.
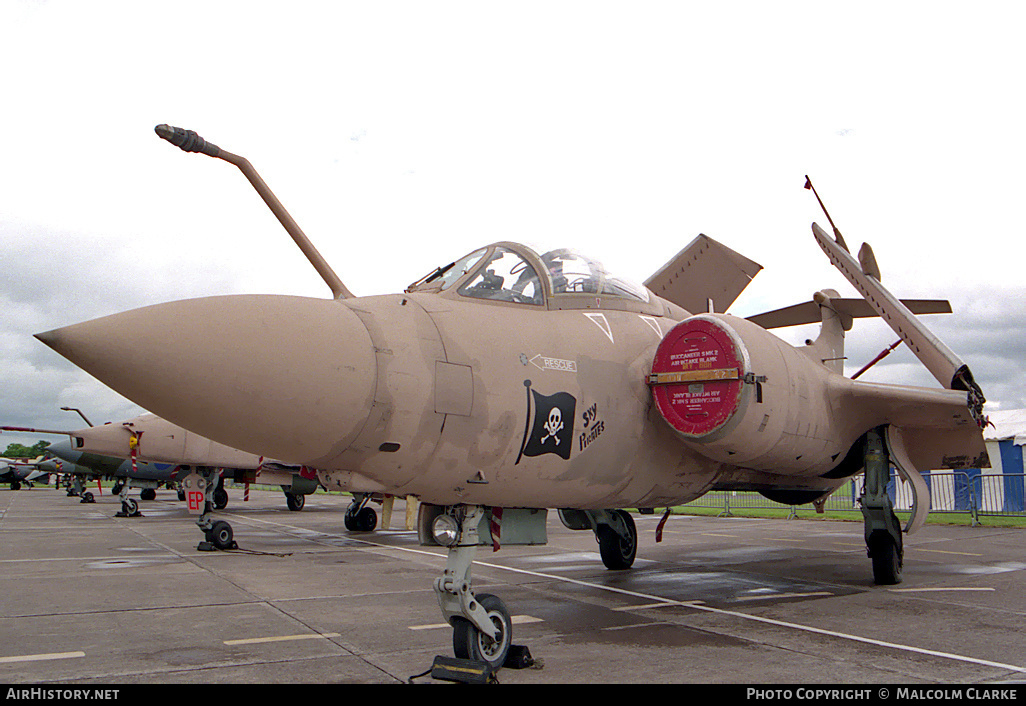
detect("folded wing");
top-left (645, 234), bottom-right (762, 314)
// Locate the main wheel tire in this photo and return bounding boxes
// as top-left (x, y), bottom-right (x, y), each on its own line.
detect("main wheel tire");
top-left (213, 487), bottom-right (229, 510)
top-left (597, 511), bottom-right (637, 570)
top-left (871, 535), bottom-right (903, 585)
top-left (357, 506), bottom-right (377, 531)
top-left (452, 593), bottom-right (513, 669)
top-left (209, 521), bottom-right (234, 550)
top-left (140, 488), bottom-right (156, 501)
top-left (285, 493), bottom-right (305, 511)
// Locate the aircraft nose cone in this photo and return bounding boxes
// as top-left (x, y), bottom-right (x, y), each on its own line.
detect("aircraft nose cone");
top-left (36, 295), bottom-right (376, 467)
top-left (45, 439), bottom-right (77, 463)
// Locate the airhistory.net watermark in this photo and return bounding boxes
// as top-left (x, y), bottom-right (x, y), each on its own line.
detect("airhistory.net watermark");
top-left (6, 689), bottom-right (118, 701)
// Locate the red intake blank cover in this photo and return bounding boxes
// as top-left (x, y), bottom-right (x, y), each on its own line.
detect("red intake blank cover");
top-left (651, 317), bottom-right (745, 437)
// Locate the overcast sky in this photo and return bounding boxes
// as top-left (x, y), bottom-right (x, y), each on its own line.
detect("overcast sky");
top-left (3, 1), bottom-right (1025, 443)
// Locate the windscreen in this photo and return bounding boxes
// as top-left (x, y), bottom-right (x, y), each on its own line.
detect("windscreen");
top-left (541, 249), bottom-right (649, 302)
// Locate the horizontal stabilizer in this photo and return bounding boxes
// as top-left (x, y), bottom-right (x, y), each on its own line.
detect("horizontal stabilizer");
top-left (645, 234), bottom-right (762, 314)
top-left (746, 298), bottom-right (951, 330)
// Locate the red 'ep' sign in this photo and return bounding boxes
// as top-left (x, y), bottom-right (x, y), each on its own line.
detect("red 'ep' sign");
top-left (187, 490), bottom-right (205, 514)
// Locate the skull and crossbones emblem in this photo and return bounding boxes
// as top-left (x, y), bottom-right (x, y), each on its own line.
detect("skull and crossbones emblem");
top-left (540, 407), bottom-right (563, 445)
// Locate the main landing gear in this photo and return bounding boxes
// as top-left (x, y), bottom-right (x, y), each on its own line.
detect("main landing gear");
top-left (860, 426), bottom-right (903, 585)
top-left (67, 476), bottom-right (93, 502)
top-left (284, 490), bottom-right (305, 511)
top-left (557, 508), bottom-right (638, 570)
top-left (344, 493), bottom-right (378, 532)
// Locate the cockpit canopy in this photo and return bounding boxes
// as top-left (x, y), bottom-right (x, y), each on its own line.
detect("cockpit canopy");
top-left (407, 243), bottom-right (650, 306)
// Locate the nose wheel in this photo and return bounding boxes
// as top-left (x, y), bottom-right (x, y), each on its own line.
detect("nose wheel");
top-left (205, 520), bottom-right (236, 550)
top-left (452, 593), bottom-right (513, 669)
top-left (115, 482), bottom-right (142, 518)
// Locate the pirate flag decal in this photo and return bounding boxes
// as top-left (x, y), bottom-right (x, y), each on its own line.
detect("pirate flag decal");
top-left (516, 379), bottom-right (576, 463)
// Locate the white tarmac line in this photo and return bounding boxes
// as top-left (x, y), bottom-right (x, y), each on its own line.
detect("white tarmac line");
top-left (733, 591), bottom-right (834, 602)
top-left (241, 517), bottom-right (1026, 676)
top-left (223, 633), bottom-right (340, 645)
top-left (911, 548), bottom-right (983, 557)
top-left (410, 615), bottom-right (542, 631)
top-left (0, 652), bottom-right (85, 664)
top-left (888, 587), bottom-right (996, 593)
top-left (614, 600), bottom-right (705, 611)
top-left (467, 559), bottom-right (1026, 675)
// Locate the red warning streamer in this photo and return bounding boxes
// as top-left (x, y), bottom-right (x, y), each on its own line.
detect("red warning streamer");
top-left (490, 508), bottom-right (503, 552)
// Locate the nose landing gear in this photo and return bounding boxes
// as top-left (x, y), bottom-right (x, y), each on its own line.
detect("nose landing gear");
top-left (182, 468), bottom-right (238, 551)
top-left (419, 504), bottom-right (546, 676)
top-left (431, 506), bottom-right (512, 671)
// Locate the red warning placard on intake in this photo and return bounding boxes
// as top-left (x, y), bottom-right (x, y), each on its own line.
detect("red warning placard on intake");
top-left (650, 317), bottom-right (745, 437)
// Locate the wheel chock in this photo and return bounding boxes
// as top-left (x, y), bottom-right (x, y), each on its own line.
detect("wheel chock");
top-left (504, 644), bottom-right (537, 670)
top-left (428, 655), bottom-right (496, 684)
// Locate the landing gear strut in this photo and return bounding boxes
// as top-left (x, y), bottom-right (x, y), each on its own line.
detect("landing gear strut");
top-left (860, 426), bottom-right (903, 585)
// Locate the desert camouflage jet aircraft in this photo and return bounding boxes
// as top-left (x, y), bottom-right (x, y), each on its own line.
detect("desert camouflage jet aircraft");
top-left (2, 413), bottom-right (339, 538)
top-left (33, 126), bottom-right (989, 671)
top-left (4, 425), bottom-right (185, 508)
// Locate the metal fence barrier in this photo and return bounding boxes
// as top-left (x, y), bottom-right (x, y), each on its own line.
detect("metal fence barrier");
top-left (683, 472), bottom-right (1026, 525)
